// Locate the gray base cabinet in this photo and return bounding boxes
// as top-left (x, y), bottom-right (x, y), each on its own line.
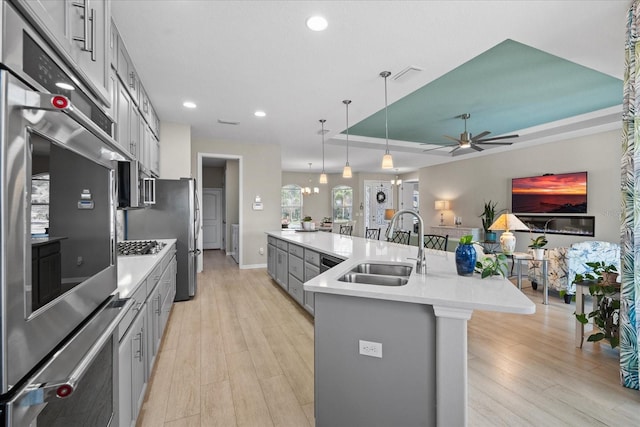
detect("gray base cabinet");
top-left (118, 244), bottom-right (176, 427)
top-left (314, 293), bottom-right (437, 426)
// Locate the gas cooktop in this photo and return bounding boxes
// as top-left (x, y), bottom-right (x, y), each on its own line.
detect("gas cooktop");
top-left (117, 240), bottom-right (166, 256)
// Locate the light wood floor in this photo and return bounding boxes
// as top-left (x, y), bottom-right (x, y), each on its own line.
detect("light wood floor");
top-left (137, 250), bottom-right (640, 427)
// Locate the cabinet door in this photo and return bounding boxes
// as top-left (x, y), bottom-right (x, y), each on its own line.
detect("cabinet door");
top-left (117, 39), bottom-right (138, 103)
top-left (69, 0), bottom-right (110, 104)
top-left (276, 248), bottom-right (288, 290)
top-left (116, 80), bottom-right (132, 151)
top-left (145, 283), bottom-right (161, 376)
top-left (119, 306), bottom-right (146, 427)
top-left (267, 244), bottom-right (276, 279)
top-left (150, 137), bottom-right (160, 177)
top-left (130, 106), bottom-right (140, 158)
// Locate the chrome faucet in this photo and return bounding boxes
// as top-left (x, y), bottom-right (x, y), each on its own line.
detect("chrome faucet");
top-left (386, 209), bottom-right (427, 274)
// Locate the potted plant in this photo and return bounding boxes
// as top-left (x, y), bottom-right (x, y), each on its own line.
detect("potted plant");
top-left (573, 262), bottom-right (620, 348)
top-left (302, 216), bottom-right (314, 231)
top-left (479, 201), bottom-right (497, 242)
top-left (528, 235), bottom-right (548, 260)
top-left (476, 253), bottom-right (509, 278)
top-left (455, 235), bottom-right (477, 276)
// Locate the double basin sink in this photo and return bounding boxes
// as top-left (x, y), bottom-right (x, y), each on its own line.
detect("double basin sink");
top-left (338, 262), bottom-right (413, 286)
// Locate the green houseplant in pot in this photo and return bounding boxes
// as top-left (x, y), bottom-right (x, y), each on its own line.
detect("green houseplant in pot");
top-left (476, 253), bottom-right (509, 278)
top-left (480, 201), bottom-right (497, 243)
top-left (573, 262), bottom-right (620, 348)
top-left (528, 235), bottom-right (548, 260)
top-left (302, 216), bottom-right (314, 231)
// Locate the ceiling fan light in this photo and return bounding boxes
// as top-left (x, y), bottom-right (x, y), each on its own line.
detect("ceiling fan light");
top-left (460, 141), bottom-right (471, 149)
top-left (319, 172), bottom-right (328, 184)
top-left (382, 153), bottom-right (394, 169)
top-left (343, 164), bottom-right (352, 178)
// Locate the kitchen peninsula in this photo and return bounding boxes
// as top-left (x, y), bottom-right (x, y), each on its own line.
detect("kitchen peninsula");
top-left (266, 230), bottom-right (535, 427)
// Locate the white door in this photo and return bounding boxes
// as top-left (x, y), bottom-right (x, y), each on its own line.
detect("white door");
top-left (364, 181), bottom-right (394, 232)
top-left (202, 188), bottom-right (222, 249)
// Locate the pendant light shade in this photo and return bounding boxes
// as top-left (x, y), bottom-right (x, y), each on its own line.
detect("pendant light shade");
top-left (319, 119), bottom-right (328, 184)
top-left (342, 100), bottom-right (352, 178)
top-left (380, 71), bottom-right (393, 169)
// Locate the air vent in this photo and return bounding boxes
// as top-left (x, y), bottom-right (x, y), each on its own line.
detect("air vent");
top-left (392, 66), bottom-right (423, 81)
top-left (217, 119), bottom-right (240, 125)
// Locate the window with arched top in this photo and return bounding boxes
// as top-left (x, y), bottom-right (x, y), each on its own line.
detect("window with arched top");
top-left (332, 185), bottom-right (353, 222)
top-left (281, 184), bottom-right (303, 227)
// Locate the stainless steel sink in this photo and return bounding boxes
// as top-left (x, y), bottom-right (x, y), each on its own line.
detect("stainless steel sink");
top-left (338, 273), bottom-right (408, 287)
top-left (349, 263), bottom-right (413, 277)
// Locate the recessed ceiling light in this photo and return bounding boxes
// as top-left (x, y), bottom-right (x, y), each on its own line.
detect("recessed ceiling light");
top-left (254, 111), bottom-right (266, 117)
top-left (306, 15), bottom-right (328, 31)
top-left (55, 82), bottom-right (75, 91)
top-left (183, 101), bottom-right (197, 109)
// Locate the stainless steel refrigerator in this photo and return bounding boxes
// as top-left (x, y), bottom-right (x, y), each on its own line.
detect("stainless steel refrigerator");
top-left (127, 178), bottom-right (200, 301)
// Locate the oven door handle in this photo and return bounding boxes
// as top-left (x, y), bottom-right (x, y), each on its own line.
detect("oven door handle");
top-left (10, 296), bottom-right (133, 410)
top-left (19, 90), bottom-right (128, 162)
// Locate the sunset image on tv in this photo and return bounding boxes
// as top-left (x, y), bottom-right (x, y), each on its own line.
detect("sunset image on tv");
top-left (511, 172), bottom-right (587, 213)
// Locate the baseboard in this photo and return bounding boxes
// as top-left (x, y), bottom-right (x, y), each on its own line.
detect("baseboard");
top-left (241, 263), bottom-right (267, 270)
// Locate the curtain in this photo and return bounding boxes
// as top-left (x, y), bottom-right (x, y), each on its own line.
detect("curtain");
top-left (621, 0), bottom-right (640, 390)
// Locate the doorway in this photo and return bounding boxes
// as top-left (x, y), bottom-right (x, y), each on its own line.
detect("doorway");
top-left (364, 181), bottom-right (393, 232)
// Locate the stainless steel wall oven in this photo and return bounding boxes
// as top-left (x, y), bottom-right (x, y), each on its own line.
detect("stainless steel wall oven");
top-left (1, 2), bottom-right (129, 425)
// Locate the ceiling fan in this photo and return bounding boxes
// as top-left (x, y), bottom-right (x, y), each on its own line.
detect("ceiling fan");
top-left (423, 113), bottom-right (519, 155)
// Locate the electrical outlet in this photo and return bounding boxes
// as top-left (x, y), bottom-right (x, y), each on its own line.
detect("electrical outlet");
top-left (359, 340), bottom-right (382, 358)
top-left (259, 247), bottom-right (264, 255)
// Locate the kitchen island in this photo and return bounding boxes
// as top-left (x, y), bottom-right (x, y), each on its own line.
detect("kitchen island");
top-left (266, 230), bottom-right (535, 427)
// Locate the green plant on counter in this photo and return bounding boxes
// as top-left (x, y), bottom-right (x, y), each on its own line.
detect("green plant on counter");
top-left (459, 235), bottom-right (474, 245)
top-left (476, 253), bottom-right (508, 278)
top-left (302, 216), bottom-right (313, 222)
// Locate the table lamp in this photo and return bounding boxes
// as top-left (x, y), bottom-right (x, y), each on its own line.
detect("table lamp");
top-left (434, 200), bottom-right (450, 226)
top-left (489, 213), bottom-right (529, 255)
top-left (384, 209), bottom-right (396, 220)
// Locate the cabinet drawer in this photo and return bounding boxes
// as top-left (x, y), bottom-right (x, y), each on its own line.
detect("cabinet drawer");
top-left (118, 279), bottom-right (147, 341)
top-left (268, 236), bottom-right (277, 246)
top-left (305, 264), bottom-right (320, 282)
top-left (304, 249), bottom-right (320, 266)
top-left (304, 290), bottom-right (315, 316)
top-left (162, 251), bottom-right (176, 273)
top-left (289, 253), bottom-right (304, 281)
top-left (276, 239), bottom-right (288, 250)
top-left (289, 243), bottom-right (304, 258)
top-left (288, 274), bottom-right (304, 305)
top-left (148, 263), bottom-right (163, 288)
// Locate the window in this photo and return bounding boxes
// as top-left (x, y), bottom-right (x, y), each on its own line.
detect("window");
top-left (332, 186), bottom-right (353, 222)
top-left (31, 173), bottom-right (50, 235)
top-left (281, 184), bottom-right (302, 226)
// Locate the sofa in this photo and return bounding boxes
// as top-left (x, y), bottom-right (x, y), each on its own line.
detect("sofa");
top-left (528, 241), bottom-right (620, 303)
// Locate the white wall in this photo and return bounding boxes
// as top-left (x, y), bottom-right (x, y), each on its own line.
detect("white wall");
top-left (419, 129), bottom-right (621, 252)
top-left (225, 160), bottom-right (239, 253)
top-left (159, 122), bottom-right (191, 179)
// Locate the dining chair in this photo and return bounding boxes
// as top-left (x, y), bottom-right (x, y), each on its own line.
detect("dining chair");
top-left (387, 230), bottom-right (411, 245)
top-left (339, 224), bottom-right (353, 236)
top-left (423, 234), bottom-right (449, 251)
top-left (365, 227), bottom-right (381, 240)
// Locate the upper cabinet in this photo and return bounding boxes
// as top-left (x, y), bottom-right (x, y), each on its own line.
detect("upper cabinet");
top-left (14, 0), bottom-right (111, 107)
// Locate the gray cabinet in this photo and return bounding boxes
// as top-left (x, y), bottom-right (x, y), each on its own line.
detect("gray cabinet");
top-left (303, 249), bottom-right (320, 315)
top-left (267, 242), bottom-right (277, 279)
top-left (116, 78), bottom-right (137, 156)
top-left (118, 302), bottom-right (146, 427)
top-left (14, 0), bottom-right (111, 106)
top-left (275, 247), bottom-right (288, 290)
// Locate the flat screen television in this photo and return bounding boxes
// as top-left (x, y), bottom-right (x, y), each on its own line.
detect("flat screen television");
top-left (511, 172), bottom-right (587, 214)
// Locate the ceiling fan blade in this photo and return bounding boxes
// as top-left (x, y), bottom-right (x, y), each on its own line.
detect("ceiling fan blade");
top-left (443, 135), bottom-right (463, 144)
top-left (422, 145), bottom-right (453, 152)
top-left (476, 141), bottom-right (513, 146)
top-left (471, 131), bottom-right (491, 142)
top-left (471, 144), bottom-right (484, 152)
top-left (449, 146), bottom-right (462, 154)
top-left (475, 134), bottom-right (519, 143)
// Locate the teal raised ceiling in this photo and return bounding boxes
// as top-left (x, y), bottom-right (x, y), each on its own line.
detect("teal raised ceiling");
top-left (348, 39), bottom-right (622, 145)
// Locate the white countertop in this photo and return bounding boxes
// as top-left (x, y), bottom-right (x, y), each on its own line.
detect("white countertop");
top-left (117, 238), bottom-right (177, 299)
top-left (267, 230), bottom-right (535, 314)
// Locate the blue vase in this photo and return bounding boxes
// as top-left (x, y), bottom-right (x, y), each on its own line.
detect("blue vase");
top-left (455, 244), bottom-right (477, 276)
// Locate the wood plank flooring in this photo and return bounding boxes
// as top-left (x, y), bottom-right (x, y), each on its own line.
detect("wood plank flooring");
top-left (137, 250), bottom-right (640, 426)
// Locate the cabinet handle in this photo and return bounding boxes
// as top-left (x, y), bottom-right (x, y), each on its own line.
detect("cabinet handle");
top-left (71, 1), bottom-right (96, 61)
top-left (129, 72), bottom-right (136, 91)
top-left (155, 294), bottom-right (161, 315)
top-left (134, 331), bottom-right (143, 361)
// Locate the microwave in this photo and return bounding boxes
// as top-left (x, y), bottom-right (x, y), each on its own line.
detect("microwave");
top-left (117, 160), bottom-right (156, 208)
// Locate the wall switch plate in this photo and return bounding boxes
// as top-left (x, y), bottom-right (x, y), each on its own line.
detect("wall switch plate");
top-left (359, 340), bottom-right (382, 358)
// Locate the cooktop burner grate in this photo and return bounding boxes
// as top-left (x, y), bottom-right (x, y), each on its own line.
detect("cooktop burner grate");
top-left (117, 240), bottom-right (166, 256)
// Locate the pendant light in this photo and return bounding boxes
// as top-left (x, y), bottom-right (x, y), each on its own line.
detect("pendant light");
top-left (319, 119), bottom-right (328, 184)
top-left (380, 71), bottom-right (394, 169)
top-left (342, 100), bottom-right (352, 178)
top-left (302, 163), bottom-right (319, 195)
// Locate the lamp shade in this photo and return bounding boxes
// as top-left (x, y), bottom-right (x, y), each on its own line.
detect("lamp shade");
top-left (434, 200), bottom-right (450, 210)
top-left (342, 164), bottom-right (352, 178)
top-left (489, 213), bottom-right (529, 232)
top-left (381, 153), bottom-right (394, 169)
top-left (319, 173), bottom-right (328, 184)
top-left (384, 209), bottom-right (396, 220)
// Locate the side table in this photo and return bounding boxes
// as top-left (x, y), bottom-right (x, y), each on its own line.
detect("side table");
top-left (512, 252), bottom-right (549, 305)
